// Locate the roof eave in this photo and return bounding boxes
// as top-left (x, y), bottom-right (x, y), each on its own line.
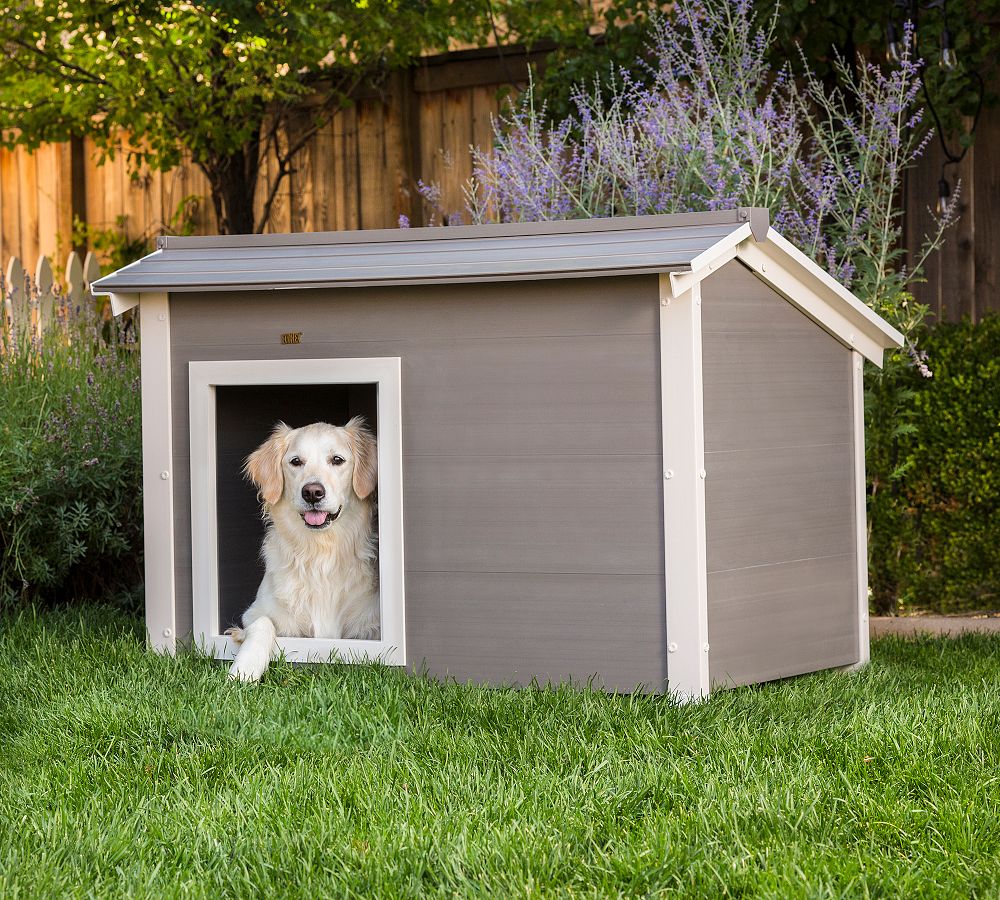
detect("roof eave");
top-left (94, 262), bottom-right (708, 300)
top-left (668, 228), bottom-right (903, 367)
top-left (108, 292), bottom-right (140, 315)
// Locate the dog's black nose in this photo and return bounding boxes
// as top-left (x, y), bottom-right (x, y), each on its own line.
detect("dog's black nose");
top-left (301, 482), bottom-right (326, 504)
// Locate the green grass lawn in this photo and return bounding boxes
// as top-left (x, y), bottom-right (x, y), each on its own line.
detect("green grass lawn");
top-left (1, 608), bottom-right (999, 899)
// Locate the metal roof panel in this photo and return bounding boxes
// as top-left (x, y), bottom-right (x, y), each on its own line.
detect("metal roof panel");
top-left (93, 218), bottom-right (742, 293)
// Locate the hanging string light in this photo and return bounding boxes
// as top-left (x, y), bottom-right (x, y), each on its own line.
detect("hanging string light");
top-left (936, 174), bottom-right (952, 216)
top-left (885, 0), bottom-right (983, 212)
top-left (887, 0), bottom-right (958, 68)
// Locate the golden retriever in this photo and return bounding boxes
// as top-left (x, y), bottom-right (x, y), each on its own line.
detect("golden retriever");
top-left (227, 417), bottom-right (379, 682)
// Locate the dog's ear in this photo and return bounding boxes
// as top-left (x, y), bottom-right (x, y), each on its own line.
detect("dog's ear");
top-left (344, 416), bottom-right (377, 500)
top-left (244, 422), bottom-right (291, 506)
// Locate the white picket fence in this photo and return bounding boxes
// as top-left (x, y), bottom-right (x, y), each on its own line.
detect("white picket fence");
top-left (1, 251), bottom-right (103, 343)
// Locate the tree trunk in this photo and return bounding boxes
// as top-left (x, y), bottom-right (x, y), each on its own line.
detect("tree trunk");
top-left (201, 137), bottom-right (260, 235)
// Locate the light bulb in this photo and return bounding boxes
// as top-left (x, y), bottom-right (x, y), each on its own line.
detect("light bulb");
top-left (941, 28), bottom-right (957, 70)
top-left (936, 178), bottom-right (951, 215)
top-left (886, 21), bottom-right (903, 64)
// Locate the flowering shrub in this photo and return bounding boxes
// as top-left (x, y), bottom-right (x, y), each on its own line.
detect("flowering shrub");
top-left (0, 278), bottom-right (142, 608)
top-left (461, 0), bottom-right (953, 338)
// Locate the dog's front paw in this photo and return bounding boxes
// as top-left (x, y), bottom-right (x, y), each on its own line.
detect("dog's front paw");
top-left (224, 627), bottom-right (245, 646)
top-left (228, 647), bottom-right (270, 683)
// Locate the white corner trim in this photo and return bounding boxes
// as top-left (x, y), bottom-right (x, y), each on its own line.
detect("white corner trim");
top-left (850, 351), bottom-right (871, 668)
top-left (659, 276), bottom-right (711, 701)
top-left (139, 292), bottom-right (176, 654)
top-left (110, 293), bottom-right (140, 316)
top-left (188, 357), bottom-right (406, 667)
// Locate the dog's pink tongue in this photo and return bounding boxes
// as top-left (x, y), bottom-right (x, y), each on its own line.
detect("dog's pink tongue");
top-left (304, 510), bottom-right (327, 527)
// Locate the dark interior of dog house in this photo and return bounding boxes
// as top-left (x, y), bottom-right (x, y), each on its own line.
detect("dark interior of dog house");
top-left (214, 381), bottom-right (379, 629)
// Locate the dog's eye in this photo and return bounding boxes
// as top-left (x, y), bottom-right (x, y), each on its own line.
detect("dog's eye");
top-left (331, 455), bottom-right (345, 466)
top-left (288, 457), bottom-right (303, 467)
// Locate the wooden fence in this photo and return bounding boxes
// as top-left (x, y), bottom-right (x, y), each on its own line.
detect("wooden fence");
top-left (904, 109), bottom-right (1000, 323)
top-left (1, 44), bottom-right (997, 322)
top-left (2, 251), bottom-right (102, 343)
top-left (0, 47), bottom-right (537, 262)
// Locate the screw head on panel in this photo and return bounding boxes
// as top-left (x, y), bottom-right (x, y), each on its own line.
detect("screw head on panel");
top-left (699, 469), bottom-right (707, 479)
top-left (159, 471), bottom-right (170, 480)
top-left (664, 469), bottom-right (674, 480)
top-left (163, 628), bottom-right (173, 638)
top-left (668, 642), bottom-right (678, 653)
top-left (157, 313), bottom-right (166, 321)
top-left (703, 643), bottom-right (710, 652)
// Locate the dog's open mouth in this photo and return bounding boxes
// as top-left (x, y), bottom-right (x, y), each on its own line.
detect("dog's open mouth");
top-left (301, 506), bottom-right (342, 529)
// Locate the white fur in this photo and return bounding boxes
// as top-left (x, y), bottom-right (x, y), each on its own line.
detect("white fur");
top-left (228, 418), bottom-right (378, 682)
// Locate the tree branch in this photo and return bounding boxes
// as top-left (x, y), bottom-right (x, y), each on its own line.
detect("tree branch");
top-left (253, 71), bottom-right (367, 233)
top-left (5, 35), bottom-right (108, 86)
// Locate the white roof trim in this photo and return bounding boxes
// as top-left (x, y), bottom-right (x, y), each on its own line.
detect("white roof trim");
top-left (105, 250), bottom-right (163, 315)
top-left (668, 221), bottom-right (752, 297)
top-left (667, 227), bottom-right (903, 367)
top-left (110, 292), bottom-right (140, 315)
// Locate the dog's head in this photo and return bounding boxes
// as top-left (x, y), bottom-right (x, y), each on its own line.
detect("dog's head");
top-left (244, 417), bottom-right (377, 531)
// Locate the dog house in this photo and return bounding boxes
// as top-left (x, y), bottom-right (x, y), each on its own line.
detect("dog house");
top-left (93, 209), bottom-right (902, 700)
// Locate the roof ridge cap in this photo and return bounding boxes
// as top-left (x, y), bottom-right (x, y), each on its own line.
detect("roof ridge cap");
top-left (158, 210), bottom-right (763, 251)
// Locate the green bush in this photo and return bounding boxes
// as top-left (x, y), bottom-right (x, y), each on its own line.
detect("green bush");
top-left (0, 305), bottom-right (142, 608)
top-left (869, 315), bottom-right (1000, 614)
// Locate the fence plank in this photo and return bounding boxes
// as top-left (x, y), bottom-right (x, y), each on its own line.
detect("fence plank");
top-left (83, 251), bottom-right (101, 292)
top-left (974, 112), bottom-right (1000, 319)
top-left (18, 147), bottom-right (41, 270)
top-left (333, 103), bottom-right (361, 231)
top-left (36, 144), bottom-right (60, 261)
top-left (936, 118), bottom-right (977, 322)
top-left (1, 150), bottom-right (23, 266)
top-left (34, 255), bottom-right (54, 335)
top-left (5, 255), bottom-right (26, 336)
top-left (288, 109), bottom-right (314, 233)
top-left (419, 91), bottom-right (446, 222)
top-left (83, 137), bottom-right (106, 230)
top-left (383, 74), bottom-right (411, 227)
top-left (66, 251), bottom-right (85, 306)
top-left (358, 98), bottom-right (392, 229)
top-left (906, 136), bottom-right (944, 320)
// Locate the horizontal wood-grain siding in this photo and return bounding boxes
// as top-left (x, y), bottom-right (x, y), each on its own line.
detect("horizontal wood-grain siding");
top-left (704, 445), bottom-right (854, 573)
top-left (168, 275), bottom-right (667, 690)
top-left (701, 261), bottom-right (858, 688)
top-left (706, 556), bottom-right (858, 686)
top-left (406, 573), bottom-right (665, 689)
